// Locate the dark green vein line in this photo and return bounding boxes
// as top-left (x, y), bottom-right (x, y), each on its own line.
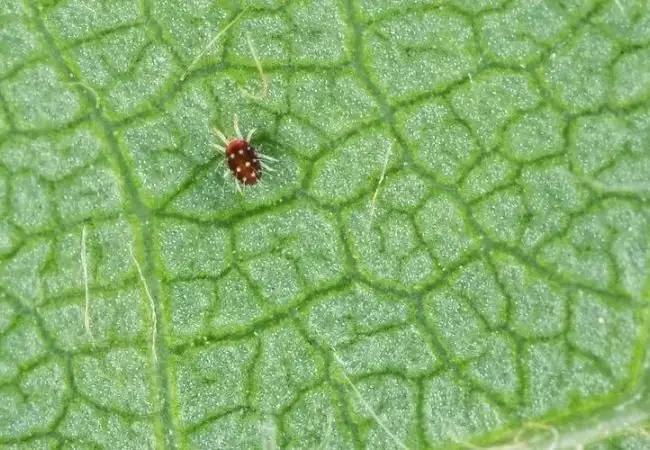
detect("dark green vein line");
top-left (26, 2), bottom-right (178, 448)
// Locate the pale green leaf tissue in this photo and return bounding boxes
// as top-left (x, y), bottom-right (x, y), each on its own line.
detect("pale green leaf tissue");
top-left (0, 0), bottom-right (649, 448)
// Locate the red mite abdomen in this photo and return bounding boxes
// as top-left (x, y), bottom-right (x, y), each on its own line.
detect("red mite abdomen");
top-left (225, 139), bottom-right (262, 185)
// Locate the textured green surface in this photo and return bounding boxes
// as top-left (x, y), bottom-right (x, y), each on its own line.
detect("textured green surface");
top-left (0, 0), bottom-right (649, 448)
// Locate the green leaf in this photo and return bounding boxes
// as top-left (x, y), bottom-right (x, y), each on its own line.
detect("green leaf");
top-left (0, 0), bottom-right (649, 448)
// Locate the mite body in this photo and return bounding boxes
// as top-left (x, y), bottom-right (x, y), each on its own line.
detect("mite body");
top-left (214, 115), bottom-right (274, 188)
top-left (225, 138), bottom-right (262, 185)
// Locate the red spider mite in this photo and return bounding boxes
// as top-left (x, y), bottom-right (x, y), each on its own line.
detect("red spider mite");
top-left (214, 114), bottom-right (275, 190)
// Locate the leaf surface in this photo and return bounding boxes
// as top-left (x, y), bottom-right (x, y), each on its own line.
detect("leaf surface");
top-left (0, 0), bottom-right (649, 448)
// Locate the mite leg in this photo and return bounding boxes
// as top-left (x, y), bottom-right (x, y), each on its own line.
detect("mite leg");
top-left (233, 114), bottom-right (243, 139)
top-left (214, 128), bottom-right (230, 147)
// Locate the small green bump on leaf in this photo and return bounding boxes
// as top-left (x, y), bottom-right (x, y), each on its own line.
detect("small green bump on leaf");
top-left (214, 71), bottom-right (288, 119)
top-left (376, 213), bottom-right (418, 261)
top-left (334, 325), bottom-right (439, 377)
top-left (568, 291), bottom-right (642, 383)
top-left (570, 113), bottom-right (630, 176)
top-left (41, 287), bottom-right (145, 351)
top-left (472, 187), bottom-right (527, 245)
top-left (286, 0), bottom-right (349, 64)
top-left (399, 100), bottom-right (479, 183)
top-left (459, 153), bottom-right (517, 202)
top-left (173, 339), bottom-right (256, 427)
top-left (594, 201), bottom-right (650, 298)
top-left (424, 288), bottom-right (489, 361)
top-left (0, 20), bottom-right (44, 78)
top-left (567, 209), bottom-right (613, 252)
top-left (478, 0), bottom-right (569, 66)
top-left (43, 227), bottom-right (90, 298)
top-left (521, 162), bottom-right (590, 214)
top-left (401, 249), bottom-right (437, 287)
top-left (540, 27), bottom-right (616, 113)
top-left (0, 127), bottom-right (103, 181)
top-left (306, 283), bottom-right (411, 347)
top-left (283, 385), bottom-right (353, 449)
top-left (10, 172), bottom-right (53, 233)
top-left (522, 339), bottom-right (614, 418)
top-left (166, 280), bottom-right (214, 343)
top-left (451, 260), bottom-right (508, 329)
top-left (73, 348), bottom-right (153, 416)
top-left (520, 209), bottom-right (568, 253)
top-left (65, 26), bottom-right (149, 90)
top-left (120, 117), bottom-right (193, 206)
top-left (0, 239), bottom-right (51, 306)
top-left (538, 237), bottom-right (614, 291)
top-left (448, 0), bottom-right (509, 14)
top-left (311, 130), bottom-right (397, 204)
top-left (569, 354), bottom-right (614, 401)
top-left (592, 0), bottom-right (650, 46)
top-left (423, 372), bottom-right (505, 446)
top-left (230, 14), bottom-right (290, 63)
top-left (155, 218), bottom-right (230, 279)
top-left (503, 106), bottom-right (565, 162)
top-left (254, 325), bottom-right (323, 414)
top-left (289, 72), bottom-right (380, 136)
top-left (212, 270), bottom-right (264, 330)
top-left (0, 64), bottom-right (83, 131)
top-left (44, 0), bottom-right (142, 43)
top-left (0, 296), bottom-right (16, 334)
top-left (235, 205), bottom-right (345, 288)
top-left (378, 170), bottom-right (429, 212)
top-left (54, 164), bottom-right (124, 223)
top-left (0, 220), bottom-right (21, 256)
top-left (450, 70), bottom-right (540, 150)
top-left (167, 83), bottom-right (221, 163)
top-left (92, 219), bottom-right (137, 286)
top-left (611, 48), bottom-right (650, 108)
top-left (494, 253), bottom-right (567, 338)
top-left (522, 340), bottom-right (571, 418)
top-left (345, 202), bottom-right (439, 289)
top-left (365, 10), bottom-right (478, 100)
top-left (467, 334), bottom-right (520, 406)
top-left (595, 154), bottom-right (650, 199)
top-left (348, 376), bottom-right (418, 449)
top-left (0, 318), bottom-right (47, 382)
top-left (58, 400), bottom-right (156, 449)
top-left (276, 117), bottom-right (323, 158)
top-left (416, 192), bottom-right (480, 268)
top-left (244, 254), bottom-right (302, 307)
top-left (104, 45), bottom-right (176, 119)
top-left (186, 410), bottom-right (265, 450)
top-left (152, 0), bottom-right (230, 63)
top-left (0, 361), bottom-right (68, 440)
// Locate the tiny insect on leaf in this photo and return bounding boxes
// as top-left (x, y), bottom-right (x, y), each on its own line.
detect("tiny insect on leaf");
top-left (215, 115), bottom-right (274, 188)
